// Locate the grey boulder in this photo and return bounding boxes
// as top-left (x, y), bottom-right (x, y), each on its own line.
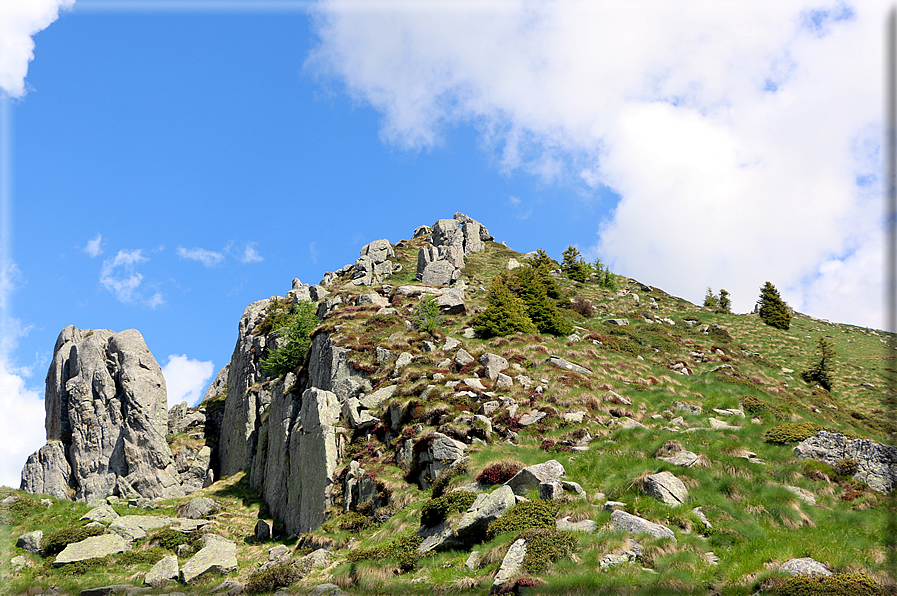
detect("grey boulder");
top-left (794, 431), bottom-right (897, 493)
top-left (456, 484), bottom-right (516, 540)
top-left (610, 510), bottom-right (676, 544)
top-left (179, 534), bottom-right (238, 584)
top-left (16, 529), bottom-right (43, 554)
top-left (145, 554), bottom-right (179, 587)
top-left (643, 471), bottom-right (688, 506)
top-left (780, 557), bottom-right (832, 576)
top-left (54, 534), bottom-right (131, 565)
top-left (504, 460), bottom-right (565, 496)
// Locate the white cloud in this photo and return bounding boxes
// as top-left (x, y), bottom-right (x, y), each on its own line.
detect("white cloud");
top-left (99, 248), bottom-right (160, 305)
top-left (0, 0), bottom-right (74, 98)
top-left (177, 246), bottom-right (225, 267)
top-left (83, 233), bottom-right (103, 258)
top-left (309, 0), bottom-right (887, 328)
top-left (0, 319), bottom-right (46, 489)
top-left (240, 243), bottom-right (263, 263)
top-left (161, 354), bottom-right (215, 408)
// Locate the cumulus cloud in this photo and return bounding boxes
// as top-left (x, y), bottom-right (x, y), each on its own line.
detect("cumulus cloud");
top-left (161, 354), bottom-right (215, 408)
top-left (99, 249), bottom-right (162, 306)
top-left (83, 233), bottom-right (103, 258)
top-left (0, 317), bottom-right (46, 489)
top-left (0, 0), bottom-right (74, 98)
top-left (309, 0), bottom-right (886, 328)
top-left (177, 246), bottom-right (225, 267)
top-left (240, 243), bottom-right (263, 263)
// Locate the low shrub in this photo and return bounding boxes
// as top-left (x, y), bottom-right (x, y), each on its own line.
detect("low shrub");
top-left (58, 556), bottom-right (108, 575)
top-left (762, 422), bottom-right (824, 444)
top-left (43, 525), bottom-right (105, 556)
top-left (151, 528), bottom-right (201, 553)
top-left (476, 461), bottom-right (523, 485)
top-left (245, 561), bottom-right (306, 594)
top-left (759, 572), bottom-right (884, 596)
top-left (486, 500), bottom-right (559, 540)
top-left (833, 457), bottom-right (860, 477)
top-left (570, 296), bottom-right (594, 318)
top-left (120, 548), bottom-right (167, 566)
top-left (346, 532), bottom-right (422, 572)
top-left (420, 491), bottom-right (477, 527)
top-left (740, 395), bottom-right (767, 414)
top-left (516, 528), bottom-right (576, 574)
top-left (430, 460), bottom-right (469, 498)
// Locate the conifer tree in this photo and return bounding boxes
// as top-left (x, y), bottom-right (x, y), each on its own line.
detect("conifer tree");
top-left (718, 289), bottom-right (731, 314)
top-left (472, 277), bottom-right (537, 338)
top-left (801, 337), bottom-right (836, 391)
top-left (758, 281), bottom-right (791, 330)
top-left (703, 287), bottom-right (718, 310)
top-left (561, 246), bottom-right (588, 283)
top-left (508, 266), bottom-right (573, 336)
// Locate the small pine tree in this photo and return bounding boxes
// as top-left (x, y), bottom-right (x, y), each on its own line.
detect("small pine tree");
top-left (412, 296), bottom-right (441, 335)
top-left (718, 289), bottom-right (731, 314)
top-left (703, 287), bottom-right (718, 310)
top-left (561, 246), bottom-right (588, 283)
top-left (801, 337), bottom-right (835, 391)
top-left (511, 267), bottom-right (573, 336)
top-left (261, 300), bottom-right (318, 377)
top-left (530, 248), bottom-right (554, 270)
top-left (758, 281), bottom-right (791, 330)
top-left (472, 277), bottom-right (537, 338)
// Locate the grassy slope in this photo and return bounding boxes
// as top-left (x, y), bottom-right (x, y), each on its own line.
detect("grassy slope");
top-left (1, 238), bottom-right (894, 595)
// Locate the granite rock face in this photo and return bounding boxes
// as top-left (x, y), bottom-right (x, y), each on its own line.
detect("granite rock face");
top-left (22, 326), bottom-right (182, 502)
top-left (794, 431), bottom-right (897, 493)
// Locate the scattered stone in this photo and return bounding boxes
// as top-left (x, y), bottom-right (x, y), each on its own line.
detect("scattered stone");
top-left (78, 585), bottom-right (132, 596)
top-left (477, 401), bottom-right (500, 416)
top-left (491, 538), bottom-right (527, 594)
top-left (506, 258), bottom-right (521, 270)
top-left (145, 555), bottom-right (179, 587)
top-left (505, 460), bottom-right (565, 496)
top-left (179, 497), bottom-right (217, 520)
top-left (517, 410), bottom-right (547, 426)
top-left (479, 353), bottom-right (509, 380)
top-left (540, 481), bottom-right (565, 500)
top-left (673, 401), bottom-right (702, 415)
top-left (394, 352), bottom-right (414, 373)
top-left (783, 486), bottom-right (816, 506)
top-left (302, 548), bottom-right (332, 569)
top-left (606, 319), bottom-right (629, 325)
top-left (16, 529), bottom-right (43, 554)
top-left (436, 288), bottom-right (466, 314)
top-left (691, 507), bottom-right (712, 529)
top-left (610, 510), bottom-right (676, 544)
top-left (658, 450), bottom-right (703, 467)
top-left (780, 557), bottom-right (832, 577)
top-left (454, 349), bottom-right (475, 367)
top-left (603, 391), bottom-right (631, 406)
top-left (556, 517), bottom-right (597, 532)
top-left (180, 534), bottom-right (238, 584)
top-left (548, 355), bottom-right (592, 375)
top-left (254, 520), bottom-right (272, 542)
top-left (456, 485), bottom-right (517, 540)
top-left (563, 412), bottom-right (584, 423)
top-left (613, 418), bottom-right (648, 430)
top-left (643, 472), bottom-right (688, 506)
top-left (360, 384), bottom-right (398, 410)
top-left (416, 520), bottom-right (462, 553)
top-left (268, 545), bottom-right (290, 560)
top-left (309, 584), bottom-right (348, 596)
top-left (463, 378), bottom-right (487, 391)
top-left (708, 417), bottom-right (741, 431)
top-left (465, 550), bottom-right (481, 570)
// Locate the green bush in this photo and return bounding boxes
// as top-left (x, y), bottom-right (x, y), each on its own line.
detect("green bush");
top-left (346, 532), bottom-right (422, 572)
top-left (486, 500), bottom-right (559, 540)
top-left (420, 491), bottom-right (477, 527)
top-left (473, 277), bottom-right (537, 338)
top-left (430, 460), bottom-right (469, 498)
top-left (245, 561), bottom-right (305, 594)
top-left (761, 572), bottom-right (884, 596)
top-left (740, 395), bottom-right (767, 414)
top-left (412, 296), bottom-right (441, 335)
top-left (561, 246), bottom-right (589, 283)
top-left (833, 457), bottom-right (859, 477)
top-left (261, 300), bottom-right (318, 377)
top-left (762, 422), bottom-right (824, 444)
top-left (152, 528), bottom-right (201, 553)
top-left (120, 548), bottom-right (167, 566)
top-left (58, 556), bottom-right (108, 575)
top-left (510, 266), bottom-right (573, 336)
top-left (517, 528), bottom-right (576, 574)
top-left (43, 525), bottom-right (105, 556)
top-left (255, 298), bottom-right (292, 336)
top-left (758, 281), bottom-right (791, 330)
top-left (6, 495), bottom-right (44, 517)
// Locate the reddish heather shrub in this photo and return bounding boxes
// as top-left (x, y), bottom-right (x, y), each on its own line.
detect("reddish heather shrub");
top-left (476, 461), bottom-right (523, 485)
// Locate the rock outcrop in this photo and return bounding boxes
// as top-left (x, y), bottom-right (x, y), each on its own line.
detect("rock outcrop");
top-left (416, 213), bottom-right (491, 285)
top-left (794, 431), bottom-right (897, 493)
top-left (22, 326), bottom-right (183, 502)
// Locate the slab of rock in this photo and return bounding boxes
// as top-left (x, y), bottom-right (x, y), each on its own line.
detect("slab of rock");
top-left (145, 554), bottom-right (179, 587)
top-left (556, 517), bottom-right (597, 532)
top-left (658, 450), bottom-right (702, 467)
top-left (491, 538), bottom-right (527, 594)
top-left (479, 353), bottom-right (509, 380)
top-left (421, 260), bottom-right (457, 286)
top-left (708, 417), bottom-right (741, 430)
top-left (436, 288), bottom-right (466, 314)
top-left (505, 460), bottom-right (565, 496)
top-left (547, 356), bottom-right (591, 375)
top-left (518, 410), bottom-right (547, 426)
top-left (302, 548), bottom-right (332, 569)
top-left (606, 319), bottom-right (629, 326)
top-left (563, 412), bottom-right (584, 424)
top-left (309, 584), bottom-right (348, 596)
top-left (610, 510), bottom-right (676, 544)
top-left (179, 497), bottom-right (217, 519)
top-left (783, 486), bottom-right (816, 506)
top-left (81, 504), bottom-right (120, 523)
top-left (643, 471), bottom-right (688, 506)
top-left (456, 485), bottom-right (517, 540)
top-left (360, 384), bottom-right (398, 410)
top-left (603, 391), bottom-right (631, 406)
top-left (780, 557), bottom-right (832, 576)
top-left (454, 348), bottom-right (475, 367)
top-left (54, 534), bottom-right (131, 565)
top-left (794, 431), bottom-right (897, 493)
top-left (16, 529), bottom-right (43, 554)
top-left (78, 585), bottom-right (132, 596)
top-left (255, 520), bottom-right (272, 541)
top-left (411, 433), bottom-right (467, 489)
top-left (180, 534), bottom-right (238, 584)
top-left (673, 401), bottom-right (702, 415)
top-left (614, 418), bottom-right (648, 430)
top-left (416, 520), bottom-right (461, 553)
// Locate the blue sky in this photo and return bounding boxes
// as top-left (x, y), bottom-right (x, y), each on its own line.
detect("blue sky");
top-left (0, 0), bottom-right (886, 488)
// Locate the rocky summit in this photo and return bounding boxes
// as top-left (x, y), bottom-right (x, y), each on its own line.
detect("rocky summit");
top-left (4, 214), bottom-right (897, 595)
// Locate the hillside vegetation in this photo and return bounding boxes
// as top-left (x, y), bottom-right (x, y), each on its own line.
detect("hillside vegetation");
top-left (2, 232), bottom-right (895, 596)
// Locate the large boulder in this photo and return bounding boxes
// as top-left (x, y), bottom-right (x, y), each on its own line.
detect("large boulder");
top-left (504, 460), bottom-right (565, 496)
top-left (180, 534), bottom-right (238, 584)
top-left (610, 510), bottom-right (676, 544)
top-left (16, 530), bottom-right (43, 554)
top-left (794, 431), bottom-right (897, 493)
top-left (490, 538), bottom-right (527, 594)
top-left (23, 326), bottom-right (182, 502)
top-left (144, 554), bottom-right (179, 587)
top-left (643, 471), bottom-right (688, 506)
top-left (780, 557), bottom-right (832, 576)
top-left (455, 485), bottom-right (516, 541)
